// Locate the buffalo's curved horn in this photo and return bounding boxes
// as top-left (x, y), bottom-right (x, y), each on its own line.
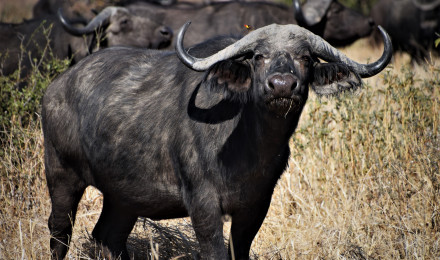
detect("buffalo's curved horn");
top-left (412, 0), bottom-right (440, 11)
top-left (293, 0), bottom-right (307, 26)
top-left (58, 7), bottom-right (121, 36)
top-left (176, 21), bottom-right (273, 71)
top-left (176, 22), bottom-right (198, 69)
top-left (307, 25), bottom-right (392, 77)
top-left (176, 22), bottom-right (392, 78)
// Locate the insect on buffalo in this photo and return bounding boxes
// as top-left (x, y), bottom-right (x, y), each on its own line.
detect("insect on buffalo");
top-left (42, 21), bottom-right (392, 259)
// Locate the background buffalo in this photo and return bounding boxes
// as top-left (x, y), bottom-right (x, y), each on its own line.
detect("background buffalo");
top-left (0, 6), bottom-right (172, 83)
top-left (28, 0), bottom-right (376, 48)
top-left (370, 0), bottom-right (440, 62)
top-left (111, 0), bottom-right (376, 48)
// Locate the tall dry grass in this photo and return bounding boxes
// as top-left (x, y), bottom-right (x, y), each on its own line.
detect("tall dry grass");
top-left (1, 38), bottom-right (439, 259)
top-left (254, 55), bottom-right (440, 259)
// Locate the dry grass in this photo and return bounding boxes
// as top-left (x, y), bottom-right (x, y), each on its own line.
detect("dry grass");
top-left (1, 28), bottom-right (439, 260)
top-left (0, 0), bottom-right (38, 23)
top-left (254, 44), bottom-right (440, 259)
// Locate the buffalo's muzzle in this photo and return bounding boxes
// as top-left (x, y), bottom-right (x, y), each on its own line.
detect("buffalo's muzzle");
top-left (265, 73), bottom-right (304, 116)
top-left (265, 73), bottom-right (298, 97)
top-left (159, 26), bottom-right (173, 37)
top-left (154, 26), bottom-right (173, 49)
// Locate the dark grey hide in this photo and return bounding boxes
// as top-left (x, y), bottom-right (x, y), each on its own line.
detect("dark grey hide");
top-left (42, 23), bottom-right (391, 260)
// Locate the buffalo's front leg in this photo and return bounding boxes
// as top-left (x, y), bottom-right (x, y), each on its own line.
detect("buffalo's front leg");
top-left (228, 196), bottom-right (273, 260)
top-left (185, 184), bottom-right (228, 259)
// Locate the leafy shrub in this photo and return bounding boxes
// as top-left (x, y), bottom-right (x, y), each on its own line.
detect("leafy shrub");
top-left (0, 45), bottom-right (70, 144)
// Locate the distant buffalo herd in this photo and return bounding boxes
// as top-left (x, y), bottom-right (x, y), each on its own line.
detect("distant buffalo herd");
top-left (1, 0), bottom-right (439, 81)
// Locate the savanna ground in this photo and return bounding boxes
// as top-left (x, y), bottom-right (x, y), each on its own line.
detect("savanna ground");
top-left (1, 0), bottom-right (440, 259)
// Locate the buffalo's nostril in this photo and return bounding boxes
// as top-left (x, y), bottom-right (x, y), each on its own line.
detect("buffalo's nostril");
top-left (268, 81), bottom-right (275, 90)
top-left (160, 26), bottom-right (173, 37)
top-left (267, 74), bottom-right (297, 94)
top-left (368, 18), bottom-right (375, 27)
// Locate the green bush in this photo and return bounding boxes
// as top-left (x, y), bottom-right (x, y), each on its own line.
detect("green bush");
top-left (0, 49), bottom-right (70, 145)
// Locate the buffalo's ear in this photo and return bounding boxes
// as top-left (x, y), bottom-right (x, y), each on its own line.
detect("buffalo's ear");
top-left (203, 60), bottom-right (252, 93)
top-left (311, 63), bottom-right (362, 96)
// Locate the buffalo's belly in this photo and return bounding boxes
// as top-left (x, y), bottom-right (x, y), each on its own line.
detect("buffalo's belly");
top-left (133, 195), bottom-right (189, 220)
top-left (94, 171), bottom-right (188, 219)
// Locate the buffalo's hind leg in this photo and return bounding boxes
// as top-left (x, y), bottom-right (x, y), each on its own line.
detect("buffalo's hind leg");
top-left (92, 198), bottom-right (138, 260)
top-left (48, 186), bottom-right (85, 259)
top-left (45, 145), bottom-right (87, 259)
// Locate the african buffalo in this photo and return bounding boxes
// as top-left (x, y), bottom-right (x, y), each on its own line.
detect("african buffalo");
top-left (58, 7), bottom-right (173, 50)
top-left (127, 0), bottom-right (375, 47)
top-left (294, 0), bottom-right (376, 47)
top-left (42, 22), bottom-right (392, 259)
top-left (371, 0), bottom-right (440, 61)
top-left (0, 7), bottom-right (172, 80)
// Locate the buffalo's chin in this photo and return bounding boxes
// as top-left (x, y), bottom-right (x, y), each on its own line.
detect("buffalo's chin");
top-left (157, 40), bottom-right (172, 49)
top-left (266, 96), bottom-right (304, 117)
top-left (151, 39), bottom-right (172, 50)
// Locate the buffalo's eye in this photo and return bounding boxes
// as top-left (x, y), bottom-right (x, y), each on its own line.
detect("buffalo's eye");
top-left (301, 56), bottom-right (310, 62)
top-left (301, 56), bottom-right (311, 65)
top-left (329, 6), bottom-right (344, 15)
top-left (120, 19), bottom-right (129, 26)
top-left (254, 53), bottom-right (265, 61)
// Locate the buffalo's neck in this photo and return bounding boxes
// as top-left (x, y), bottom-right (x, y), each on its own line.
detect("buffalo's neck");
top-left (217, 103), bottom-right (303, 176)
top-left (249, 104), bottom-right (302, 162)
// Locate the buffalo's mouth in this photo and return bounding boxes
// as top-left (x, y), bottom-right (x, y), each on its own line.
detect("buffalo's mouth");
top-left (151, 38), bottom-right (172, 49)
top-left (266, 96), bottom-right (304, 117)
top-left (152, 27), bottom-right (173, 49)
top-left (157, 39), bottom-right (172, 49)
